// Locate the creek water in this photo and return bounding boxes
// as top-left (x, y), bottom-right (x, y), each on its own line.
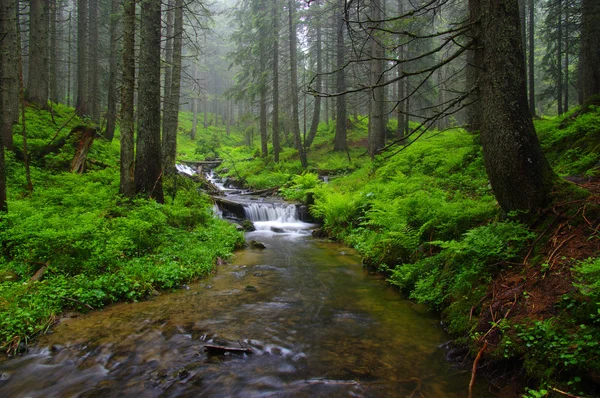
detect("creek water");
top-left (0, 192), bottom-right (492, 397)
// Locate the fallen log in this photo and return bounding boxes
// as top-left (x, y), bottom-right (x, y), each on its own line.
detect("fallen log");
top-left (204, 344), bottom-right (253, 355)
top-left (71, 127), bottom-right (99, 173)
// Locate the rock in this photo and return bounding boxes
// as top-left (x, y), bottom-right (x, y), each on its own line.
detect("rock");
top-left (244, 285), bottom-right (257, 292)
top-left (0, 372), bottom-right (11, 382)
top-left (242, 220), bottom-right (256, 232)
top-left (270, 226), bottom-right (285, 233)
top-left (249, 240), bottom-right (266, 249)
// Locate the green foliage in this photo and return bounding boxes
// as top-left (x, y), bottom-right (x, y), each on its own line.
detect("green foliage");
top-left (536, 107), bottom-right (600, 176)
top-left (0, 106), bottom-right (245, 352)
top-left (388, 221), bottom-right (533, 312)
top-left (280, 172), bottom-right (320, 202)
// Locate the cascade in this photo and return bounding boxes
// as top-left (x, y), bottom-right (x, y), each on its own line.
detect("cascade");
top-left (243, 203), bottom-right (299, 223)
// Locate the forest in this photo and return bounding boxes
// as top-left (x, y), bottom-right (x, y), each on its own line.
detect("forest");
top-left (1, 0), bottom-right (600, 396)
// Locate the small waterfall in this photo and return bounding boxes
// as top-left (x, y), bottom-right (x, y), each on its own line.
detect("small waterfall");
top-left (243, 203), bottom-right (299, 223)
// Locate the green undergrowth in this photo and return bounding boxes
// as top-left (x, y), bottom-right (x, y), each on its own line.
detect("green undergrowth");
top-left (0, 106), bottom-right (244, 354)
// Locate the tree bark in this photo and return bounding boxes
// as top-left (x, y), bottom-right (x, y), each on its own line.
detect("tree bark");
top-left (528, 0), bottom-right (535, 116)
top-left (0, 0), bottom-right (19, 150)
top-left (272, 0), bottom-right (281, 162)
top-left (305, 0), bottom-right (322, 150)
top-left (49, 0), bottom-right (58, 104)
top-left (289, 0), bottom-right (307, 168)
top-left (466, 0), bottom-right (483, 132)
top-left (478, 0), bottom-right (556, 213)
top-left (162, 0), bottom-right (173, 136)
top-left (368, 0), bottom-right (385, 160)
top-left (162, 0), bottom-right (183, 172)
top-left (191, 63), bottom-right (198, 140)
top-left (135, 0), bottom-right (164, 203)
top-left (88, 0), bottom-right (99, 121)
top-left (120, 0), bottom-right (135, 198)
top-left (105, 0), bottom-right (120, 141)
top-left (255, 0), bottom-right (268, 158)
top-left (581, 0), bottom-right (600, 102)
top-left (334, 0), bottom-right (347, 152)
top-left (557, 0), bottom-right (563, 115)
top-left (0, 0), bottom-right (9, 210)
top-left (76, 0), bottom-right (88, 116)
top-left (26, 0), bottom-right (49, 107)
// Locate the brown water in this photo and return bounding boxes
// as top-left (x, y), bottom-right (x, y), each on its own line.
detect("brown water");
top-left (0, 231), bottom-right (492, 397)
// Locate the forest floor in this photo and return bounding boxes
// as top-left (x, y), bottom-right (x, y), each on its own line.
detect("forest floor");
top-left (474, 181), bottom-right (600, 396)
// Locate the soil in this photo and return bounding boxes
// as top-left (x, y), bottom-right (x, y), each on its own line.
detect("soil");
top-left (471, 181), bottom-right (600, 396)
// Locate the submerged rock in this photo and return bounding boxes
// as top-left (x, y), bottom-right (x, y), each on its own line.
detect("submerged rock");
top-left (270, 227), bottom-right (285, 233)
top-left (249, 240), bottom-right (266, 249)
top-left (242, 220), bottom-right (256, 232)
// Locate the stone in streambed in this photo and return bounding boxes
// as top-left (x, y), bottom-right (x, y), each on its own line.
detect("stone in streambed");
top-left (249, 240), bottom-right (266, 249)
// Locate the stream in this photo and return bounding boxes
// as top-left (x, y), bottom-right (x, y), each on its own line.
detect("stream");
top-left (0, 173), bottom-right (493, 397)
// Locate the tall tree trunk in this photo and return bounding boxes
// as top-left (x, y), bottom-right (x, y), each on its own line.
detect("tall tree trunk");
top-left (396, 0), bottom-right (405, 140)
top-left (334, 0), bottom-right (347, 152)
top-left (478, 0), bottom-right (556, 213)
top-left (0, 0), bottom-right (19, 150)
top-left (272, 0), bottom-right (281, 162)
top-left (88, 0), bottom-right (99, 121)
top-left (466, 0), bottom-right (482, 132)
top-left (66, 10), bottom-right (72, 106)
top-left (105, 0), bottom-right (119, 141)
top-left (564, 3), bottom-right (569, 113)
top-left (191, 63), bottom-right (198, 140)
top-left (162, 0), bottom-right (183, 172)
top-left (557, 0), bottom-right (563, 115)
top-left (120, 0), bottom-right (135, 198)
top-left (259, 50), bottom-right (268, 157)
top-left (76, 0), bottom-right (88, 115)
top-left (256, 0), bottom-right (268, 158)
top-left (528, 0), bottom-right (535, 116)
top-left (26, 0), bottom-right (49, 107)
top-left (368, 0), bottom-right (385, 160)
top-left (581, 0), bottom-right (600, 102)
top-left (49, 0), bottom-right (58, 103)
top-left (288, 0), bottom-right (307, 168)
top-left (162, 0), bottom-right (173, 136)
top-left (306, 0), bottom-right (322, 150)
top-left (135, 0), bottom-right (164, 202)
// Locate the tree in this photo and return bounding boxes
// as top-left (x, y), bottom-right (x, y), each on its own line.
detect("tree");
top-left (305, 0), bottom-right (322, 149)
top-left (581, 0), bottom-right (600, 102)
top-left (120, 0), bottom-right (135, 198)
top-left (528, 0), bottom-right (535, 116)
top-left (368, 0), bottom-right (385, 159)
top-left (466, 0), bottom-right (483, 132)
top-left (288, 0), bottom-right (307, 168)
top-left (162, 0), bottom-right (184, 172)
top-left (0, 0), bottom-right (19, 150)
top-left (26, 0), bottom-right (49, 107)
top-left (76, 0), bottom-right (88, 115)
top-left (162, 0), bottom-right (174, 136)
top-left (135, 0), bottom-right (164, 202)
top-left (478, 0), bottom-right (557, 212)
top-left (334, 0), bottom-right (347, 152)
top-left (272, 0), bottom-right (281, 162)
top-left (105, 0), bottom-right (120, 141)
top-left (88, 0), bottom-right (100, 121)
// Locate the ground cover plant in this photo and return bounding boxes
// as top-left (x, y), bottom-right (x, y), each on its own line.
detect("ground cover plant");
top-left (0, 107), bottom-right (244, 354)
